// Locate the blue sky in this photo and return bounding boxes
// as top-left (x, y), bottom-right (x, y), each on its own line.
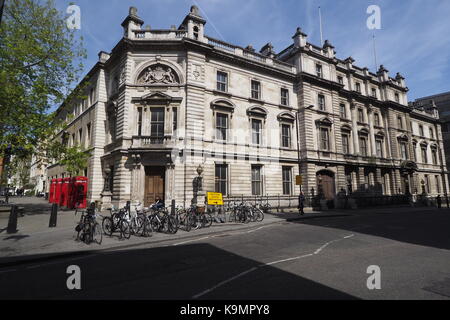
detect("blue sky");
top-left (55, 0), bottom-right (450, 101)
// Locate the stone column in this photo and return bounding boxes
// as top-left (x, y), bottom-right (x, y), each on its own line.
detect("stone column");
top-left (351, 171), bottom-right (358, 193)
top-left (358, 167), bottom-right (365, 191)
top-left (350, 102), bottom-right (360, 154)
top-left (368, 105), bottom-right (376, 156)
top-left (393, 169), bottom-right (402, 194)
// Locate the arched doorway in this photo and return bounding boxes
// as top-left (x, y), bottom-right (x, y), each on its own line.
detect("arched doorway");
top-left (316, 170), bottom-right (336, 200)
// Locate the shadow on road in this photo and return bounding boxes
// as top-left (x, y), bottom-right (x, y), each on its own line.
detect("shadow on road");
top-left (289, 208), bottom-right (450, 250)
top-left (0, 243), bottom-right (357, 300)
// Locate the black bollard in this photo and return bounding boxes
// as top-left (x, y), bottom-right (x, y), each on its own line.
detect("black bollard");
top-left (49, 203), bottom-right (58, 228)
top-left (7, 205), bottom-right (18, 234)
top-left (171, 199), bottom-right (176, 215)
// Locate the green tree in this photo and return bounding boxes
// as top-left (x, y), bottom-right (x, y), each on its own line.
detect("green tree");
top-left (0, 0), bottom-right (88, 183)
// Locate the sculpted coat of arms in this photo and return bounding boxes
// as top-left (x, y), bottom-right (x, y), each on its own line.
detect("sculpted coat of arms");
top-left (138, 64), bottom-right (179, 85)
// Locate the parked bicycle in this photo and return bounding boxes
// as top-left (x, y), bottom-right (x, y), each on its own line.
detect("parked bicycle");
top-left (75, 203), bottom-right (102, 245)
top-left (102, 206), bottom-right (132, 239)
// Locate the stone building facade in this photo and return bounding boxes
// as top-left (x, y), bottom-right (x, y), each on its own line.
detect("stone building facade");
top-left (47, 6), bottom-right (449, 208)
top-left (412, 92), bottom-right (450, 183)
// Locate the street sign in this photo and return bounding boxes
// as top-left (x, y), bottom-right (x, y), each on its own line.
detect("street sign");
top-left (207, 192), bottom-right (224, 205)
top-left (296, 175), bottom-right (303, 185)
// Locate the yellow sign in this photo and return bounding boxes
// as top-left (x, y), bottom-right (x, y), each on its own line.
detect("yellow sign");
top-left (207, 192), bottom-right (224, 205)
top-left (296, 175), bottom-right (303, 185)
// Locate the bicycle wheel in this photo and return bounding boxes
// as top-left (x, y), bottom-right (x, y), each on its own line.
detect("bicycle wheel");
top-left (201, 213), bottom-right (213, 228)
top-left (183, 214), bottom-right (192, 232)
top-left (93, 222), bottom-right (103, 244)
top-left (255, 208), bottom-right (264, 222)
top-left (142, 217), bottom-right (153, 237)
top-left (83, 222), bottom-right (93, 244)
top-left (102, 217), bottom-right (114, 236)
top-left (120, 220), bottom-right (131, 239)
top-left (228, 211), bottom-right (237, 223)
top-left (130, 218), bottom-right (139, 235)
top-left (150, 215), bottom-right (162, 233)
top-left (167, 216), bottom-right (178, 234)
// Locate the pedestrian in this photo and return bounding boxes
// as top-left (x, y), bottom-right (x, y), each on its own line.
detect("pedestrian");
top-left (437, 195), bottom-right (442, 209)
top-left (298, 192), bottom-right (305, 215)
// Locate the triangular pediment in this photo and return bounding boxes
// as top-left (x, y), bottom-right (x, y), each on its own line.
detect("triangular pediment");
top-left (132, 91), bottom-right (182, 103)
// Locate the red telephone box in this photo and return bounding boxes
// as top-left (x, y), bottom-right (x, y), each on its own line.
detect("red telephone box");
top-left (55, 178), bottom-right (63, 205)
top-left (69, 176), bottom-right (88, 209)
top-left (49, 179), bottom-right (56, 203)
top-left (60, 177), bottom-right (71, 207)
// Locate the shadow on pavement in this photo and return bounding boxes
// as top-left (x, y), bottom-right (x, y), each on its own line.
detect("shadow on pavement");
top-left (0, 243), bottom-right (358, 300)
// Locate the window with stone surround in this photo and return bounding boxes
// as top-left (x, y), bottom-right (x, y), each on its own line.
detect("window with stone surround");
top-left (375, 138), bottom-right (384, 157)
top-left (251, 80), bottom-right (261, 100)
top-left (281, 124), bottom-right (291, 148)
top-left (374, 113), bottom-right (380, 126)
top-left (217, 71), bottom-right (228, 92)
top-left (320, 127), bottom-right (330, 151)
top-left (216, 112), bottom-right (228, 141)
top-left (339, 104), bottom-right (346, 119)
top-left (359, 136), bottom-right (368, 156)
top-left (282, 166), bottom-right (293, 195)
top-left (281, 88), bottom-right (289, 106)
top-left (251, 165), bottom-right (263, 196)
top-left (318, 94), bottom-right (326, 111)
top-left (400, 141), bottom-right (409, 160)
top-left (342, 133), bottom-right (350, 154)
top-left (316, 64), bottom-right (323, 78)
top-left (358, 108), bottom-right (364, 123)
top-left (251, 118), bottom-right (262, 145)
top-left (215, 164), bottom-right (228, 196)
top-left (150, 107), bottom-right (165, 142)
top-left (421, 145), bottom-right (428, 163)
top-left (431, 147), bottom-right (438, 165)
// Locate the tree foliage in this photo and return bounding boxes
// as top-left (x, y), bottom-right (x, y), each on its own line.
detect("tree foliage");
top-left (0, 0), bottom-right (89, 182)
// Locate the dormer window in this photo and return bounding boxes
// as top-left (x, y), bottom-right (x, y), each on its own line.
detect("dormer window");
top-left (316, 64), bottom-right (323, 78)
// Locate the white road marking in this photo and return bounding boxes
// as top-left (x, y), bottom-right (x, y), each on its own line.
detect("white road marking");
top-left (173, 236), bottom-right (210, 246)
top-left (246, 226), bottom-right (267, 234)
top-left (192, 267), bottom-right (259, 299)
top-left (192, 234), bottom-right (355, 299)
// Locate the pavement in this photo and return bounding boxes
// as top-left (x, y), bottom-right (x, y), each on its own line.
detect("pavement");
top-left (1, 197), bottom-right (449, 300)
top-left (0, 197), bottom-right (350, 265)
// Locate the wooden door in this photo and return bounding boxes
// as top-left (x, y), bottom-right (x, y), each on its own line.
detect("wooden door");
top-left (317, 172), bottom-right (336, 200)
top-left (144, 167), bottom-right (165, 207)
